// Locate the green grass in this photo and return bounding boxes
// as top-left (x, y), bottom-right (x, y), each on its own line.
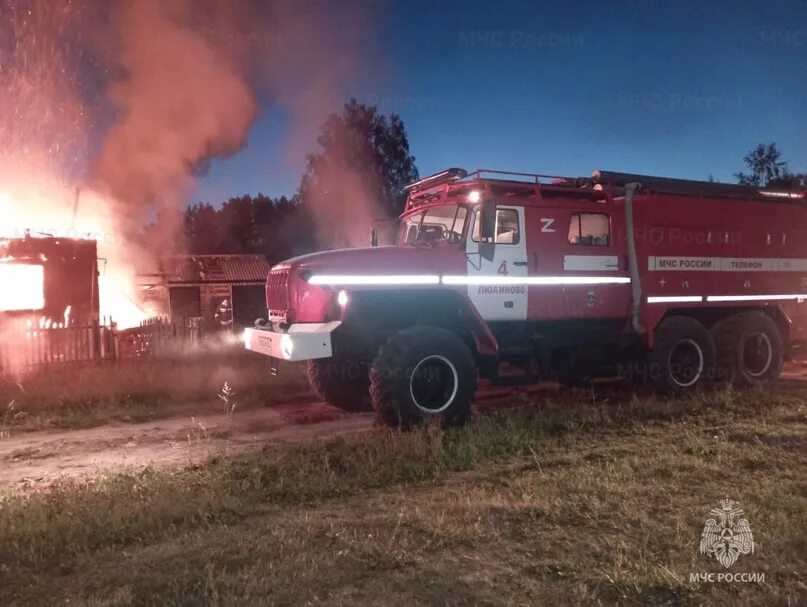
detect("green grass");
top-left (0, 353), bottom-right (308, 431)
top-left (0, 384), bottom-right (805, 605)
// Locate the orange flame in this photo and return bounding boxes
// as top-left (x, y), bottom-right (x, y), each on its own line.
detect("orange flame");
top-left (0, 186), bottom-right (148, 328)
top-left (0, 263), bottom-right (44, 312)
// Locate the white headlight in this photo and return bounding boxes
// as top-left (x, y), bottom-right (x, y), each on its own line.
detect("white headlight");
top-left (337, 289), bottom-right (349, 307)
top-left (280, 334), bottom-right (294, 359)
top-left (468, 190), bottom-right (481, 203)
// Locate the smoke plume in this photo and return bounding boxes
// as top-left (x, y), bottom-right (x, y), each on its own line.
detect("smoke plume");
top-left (92, 0), bottom-right (258, 251)
top-left (250, 1), bottom-right (383, 249)
top-left (1, 0), bottom-right (382, 326)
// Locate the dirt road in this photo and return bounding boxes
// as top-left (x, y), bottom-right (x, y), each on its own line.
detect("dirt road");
top-left (0, 397), bottom-right (367, 488)
top-left (4, 362), bottom-right (805, 489)
top-left (0, 384), bottom-right (551, 488)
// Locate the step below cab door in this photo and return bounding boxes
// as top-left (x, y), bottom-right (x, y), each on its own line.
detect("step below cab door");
top-left (465, 205), bottom-right (528, 321)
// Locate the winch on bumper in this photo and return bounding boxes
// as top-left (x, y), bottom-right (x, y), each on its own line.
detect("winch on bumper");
top-left (243, 321), bottom-right (341, 361)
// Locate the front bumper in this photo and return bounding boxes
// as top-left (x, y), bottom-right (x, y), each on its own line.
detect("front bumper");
top-left (244, 321), bottom-right (341, 361)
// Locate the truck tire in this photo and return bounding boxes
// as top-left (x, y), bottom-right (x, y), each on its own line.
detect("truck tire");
top-left (711, 311), bottom-right (783, 386)
top-left (307, 358), bottom-right (371, 412)
top-left (369, 325), bottom-right (476, 428)
top-left (648, 316), bottom-right (715, 394)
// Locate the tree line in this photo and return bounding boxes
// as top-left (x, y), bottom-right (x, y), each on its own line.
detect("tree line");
top-left (183, 99), bottom-right (804, 259)
top-left (184, 99), bottom-right (418, 257)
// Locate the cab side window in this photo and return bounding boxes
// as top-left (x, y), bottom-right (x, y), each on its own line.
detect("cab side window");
top-left (494, 209), bottom-right (520, 244)
top-left (473, 208), bottom-right (521, 244)
top-left (568, 213), bottom-right (610, 246)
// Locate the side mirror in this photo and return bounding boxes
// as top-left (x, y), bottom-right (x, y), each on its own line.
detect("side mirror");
top-left (480, 200), bottom-right (496, 242)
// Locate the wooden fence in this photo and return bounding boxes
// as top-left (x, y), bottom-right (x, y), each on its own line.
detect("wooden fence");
top-left (0, 322), bottom-right (117, 374)
top-left (0, 317), bottom-right (208, 375)
top-left (117, 317), bottom-right (204, 359)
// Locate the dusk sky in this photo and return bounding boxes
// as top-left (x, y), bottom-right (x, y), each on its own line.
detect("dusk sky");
top-left (193, 0), bottom-right (807, 204)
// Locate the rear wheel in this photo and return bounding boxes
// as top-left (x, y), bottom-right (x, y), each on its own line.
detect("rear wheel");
top-left (711, 311), bottom-right (783, 385)
top-left (648, 316), bottom-right (715, 394)
top-left (370, 325), bottom-right (476, 428)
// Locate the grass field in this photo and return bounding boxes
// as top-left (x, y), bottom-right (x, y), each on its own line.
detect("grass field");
top-left (0, 353), bottom-right (307, 432)
top-left (0, 383), bottom-right (805, 605)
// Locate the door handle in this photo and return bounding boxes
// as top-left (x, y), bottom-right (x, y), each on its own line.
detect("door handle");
top-left (513, 261), bottom-right (528, 266)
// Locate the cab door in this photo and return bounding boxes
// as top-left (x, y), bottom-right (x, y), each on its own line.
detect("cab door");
top-left (465, 205), bottom-right (528, 321)
top-left (561, 210), bottom-right (631, 319)
top-left (523, 206), bottom-right (630, 321)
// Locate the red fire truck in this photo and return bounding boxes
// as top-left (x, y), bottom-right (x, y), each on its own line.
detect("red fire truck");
top-left (245, 168), bottom-right (807, 427)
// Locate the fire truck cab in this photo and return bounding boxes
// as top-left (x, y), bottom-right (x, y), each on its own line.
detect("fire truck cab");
top-left (245, 168), bottom-right (807, 427)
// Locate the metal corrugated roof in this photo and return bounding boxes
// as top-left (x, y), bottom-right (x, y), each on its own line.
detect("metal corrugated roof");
top-left (163, 255), bottom-right (271, 284)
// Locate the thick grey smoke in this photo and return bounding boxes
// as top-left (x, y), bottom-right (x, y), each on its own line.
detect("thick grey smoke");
top-left (92, 0), bottom-right (258, 250)
top-left (251, 1), bottom-right (384, 249)
top-left (3, 0), bottom-right (382, 261)
top-left (92, 0), bottom-right (383, 254)
top-left (1, 0), bottom-right (381, 327)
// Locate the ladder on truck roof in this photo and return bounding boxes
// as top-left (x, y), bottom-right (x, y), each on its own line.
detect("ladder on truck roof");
top-left (404, 167), bottom-right (805, 205)
top-left (403, 168), bottom-right (601, 213)
top-left (592, 170), bottom-right (805, 202)
top-left (405, 168), bottom-right (586, 193)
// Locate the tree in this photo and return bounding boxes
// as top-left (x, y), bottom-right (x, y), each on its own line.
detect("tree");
top-left (735, 143), bottom-right (804, 188)
top-left (183, 194), bottom-right (316, 259)
top-left (181, 100), bottom-right (420, 255)
top-left (252, 194), bottom-right (317, 260)
top-left (299, 99), bottom-right (419, 248)
top-left (184, 202), bottom-right (224, 253)
top-left (219, 195), bottom-right (256, 253)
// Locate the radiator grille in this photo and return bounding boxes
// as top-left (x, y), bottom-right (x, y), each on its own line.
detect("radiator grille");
top-left (265, 268), bottom-right (290, 316)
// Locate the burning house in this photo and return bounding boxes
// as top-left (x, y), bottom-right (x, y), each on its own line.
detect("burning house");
top-left (0, 235), bottom-right (113, 374)
top-left (0, 235), bottom-right (100, 326)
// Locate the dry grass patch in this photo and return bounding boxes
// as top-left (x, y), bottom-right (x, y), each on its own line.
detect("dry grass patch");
top-left (0, 384), bottom-right (804, 605)
top-left (0, 352), bottom-right (308, 431)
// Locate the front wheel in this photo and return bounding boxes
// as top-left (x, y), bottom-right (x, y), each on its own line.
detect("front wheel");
top-left (307, 357), bottom-right (371, 412)
top-left (370, 326), bottom-right (476, 428)
top-left (648, 316), bottom-right (715, 394)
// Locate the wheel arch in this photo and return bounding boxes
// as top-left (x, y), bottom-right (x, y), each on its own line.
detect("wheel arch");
top-left (338, 287), bottom-right (498, 361)
top-left (648, 305), bottom-right (790, 347)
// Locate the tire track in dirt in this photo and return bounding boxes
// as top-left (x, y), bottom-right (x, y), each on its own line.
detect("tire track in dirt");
top-left (4, 369), bottom-right (805, 489)
top-left (0, 383), bottom-right (553, 488)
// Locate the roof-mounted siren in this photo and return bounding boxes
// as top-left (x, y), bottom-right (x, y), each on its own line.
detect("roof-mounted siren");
top-left (592, 169), bottom-right (805, 201)
top-left (405, 168), bottom-right (468, 192)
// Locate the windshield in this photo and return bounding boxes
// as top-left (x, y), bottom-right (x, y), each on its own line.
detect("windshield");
top-left (402, 206), bottom-right (468, 244)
